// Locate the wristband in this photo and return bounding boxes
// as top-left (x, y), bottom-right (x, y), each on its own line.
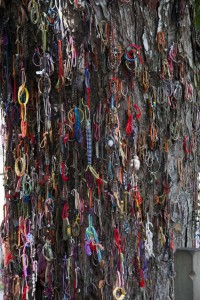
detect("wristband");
top-left (113, 287), bottom-right (126, 300)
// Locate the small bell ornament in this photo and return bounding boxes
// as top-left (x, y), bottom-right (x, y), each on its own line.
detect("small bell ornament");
top-left (132, 155), bottom-right (140, 171)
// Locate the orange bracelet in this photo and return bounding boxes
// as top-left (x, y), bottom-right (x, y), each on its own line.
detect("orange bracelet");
top-left (157, 31), bottom-right (166, 52)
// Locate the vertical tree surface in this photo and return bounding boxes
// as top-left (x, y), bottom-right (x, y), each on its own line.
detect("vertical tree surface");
top-left (0, 0), bottom-right (199, 299)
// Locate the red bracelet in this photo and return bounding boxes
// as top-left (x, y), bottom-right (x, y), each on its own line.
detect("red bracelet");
top-left (126, 114), bottom-right (133, 135)
top-left (183, 135), bottom-right (192, 155)
top-left (133, 104), bottom-right (141, 120)
top-left (58, 39), bottom-right (63, 77)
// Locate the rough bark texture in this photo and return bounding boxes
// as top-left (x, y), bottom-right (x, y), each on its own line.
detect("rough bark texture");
top-left (0, 1), bottom-right (199, 300)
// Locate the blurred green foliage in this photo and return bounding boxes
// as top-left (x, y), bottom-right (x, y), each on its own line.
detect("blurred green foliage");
top-left (196, 0), bottom-right (200, 28)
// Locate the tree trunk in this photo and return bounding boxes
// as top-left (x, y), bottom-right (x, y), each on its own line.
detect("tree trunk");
top-left (0, 1), bottom-right (198, 300)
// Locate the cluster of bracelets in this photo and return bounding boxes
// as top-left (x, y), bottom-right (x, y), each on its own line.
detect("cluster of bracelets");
top-left (0, 0), bottom-right (199, 300)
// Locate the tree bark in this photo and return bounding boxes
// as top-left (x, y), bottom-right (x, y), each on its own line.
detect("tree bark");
top-left (0, 1), bottom-right (199, 300)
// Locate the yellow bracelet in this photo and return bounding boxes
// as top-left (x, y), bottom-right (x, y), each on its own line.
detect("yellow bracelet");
top-left (113, 287), bottom-right (126, 300)
top-left (15, 156), bottom-right (26, 177)
top-left (18, 84), bottom-right (29, 106)
top-left (86, 165), bottom-right (107, 184)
